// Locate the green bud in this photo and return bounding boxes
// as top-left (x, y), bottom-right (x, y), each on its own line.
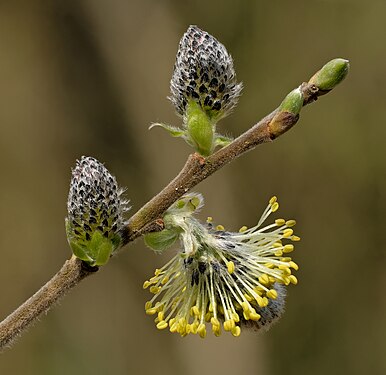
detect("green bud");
top-left (66, 156), bottom-right (129, 266)
top-left (278, 87), bottom-right (304, 115)
top-left (309, 58), bottom-right (349, 91)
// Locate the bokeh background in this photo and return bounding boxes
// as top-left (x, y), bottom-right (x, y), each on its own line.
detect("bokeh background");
top-left (0, 1), bottom-right (385, 374)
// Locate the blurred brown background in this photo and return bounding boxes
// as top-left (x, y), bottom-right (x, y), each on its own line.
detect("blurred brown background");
top-left (0, 0), bottom-right (385, 374)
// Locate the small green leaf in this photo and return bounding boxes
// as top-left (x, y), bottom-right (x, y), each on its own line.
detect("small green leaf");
top-left (214, 134), bottom-right (233, 148)
top-left (88, 231), bottom-right (114, 266)
top-left (144, 229), bottom-right (179, 252)
top-left (69, 240), bottom-right (95, 263)
top-left (149, 123), bottom-right (185, 137)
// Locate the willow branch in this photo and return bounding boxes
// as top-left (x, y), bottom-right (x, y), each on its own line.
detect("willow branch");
top-left (0, 256), bottom-right (96, 350)
top-left (123, 82), bottom-right (320, 242)
top-left (0, 60), bottom-right (348, 351)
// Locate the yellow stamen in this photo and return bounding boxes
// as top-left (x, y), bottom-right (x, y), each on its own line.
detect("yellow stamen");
top-left (283, 228), bottom-right (293, 238)
top-left (286, 219), bottom-right (296, 227)
top-left (283, 244), bottom-right (294, 253)
top-left (227, 261), bottom-right (235, 274)
top-left (156, 320), bottom-right (168, 330)
top-left (231, 326), bottom-right (241, 337)
top-left (267, 289), bottom-right (278, 299)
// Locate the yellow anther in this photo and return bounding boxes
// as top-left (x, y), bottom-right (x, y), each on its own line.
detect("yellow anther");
top-left (205, 312), bottom-right (212, 322)
top-left (239, 226), bottom-right (248, 233)
top-left (191, 306), bottom-right (200, 317)
top-left (289, 261), bottom-right (299, 270)
top-left (241, 301), bottom-right (250, 312)
top-left (244, 293), bottom-right (253, 302)
top-left (232, 312), bottom-right (240, 322)
top-left (289, 275), bottom-right (298, 285)
top-left (258, 274), bottom-right (270, 285)
top-left (283, 228), bottom-right (294, 238)
top-left (216, 225), bottom-right (225, 231)
top-left (186, 324), bottom-right (192, 334)
top-left (269, 196), bottom-right (277, 204)
top-left (150, 286), bottom-right (161, 294)
top-left (156, 320), bottom-right (168, 330)
top-left (145, 301), bottom-right (152, 310)
top-left (231, 326), bottom-right (241, 337)
top-left (264, 262), bottom-right (274, 269)
top-left (286, 219), bottom-right (296, 227)
top-left (146, 308), bottom-right (157, 315)
top-left (271, 202), bottom-right (279, 212)
top-left (282, 276), bottom-right (291, 285)
top-left (161, 276), bottom-right (169, 284)
top-left (158, 311), bottom-right (164, 321)
top-left (266, 289), bottom-right (278, 299)
top-left (211, 317), bottom-right (220, 328)
top-left (283, 244), bottom-right (294, 253)
top-left (224, 319), bottom-right (235, 331)
top-left (227, 261), bottom-right (235, 274)
top-left (257, 296), bottom-right (268, 307)
top-left (154, 269), bottom-right (162, 276)
top-left (181, 286), bottom-right (186, 292)
top-left (191, 321), bottom-right (199, 334)
top-left (169, 322), bottom-right (178, 333)
top-left (281, 257), bottom-right (292, 262)
top-left (273, 242), bottom-right (283, 248)
top-left (291, 235), bottom-right (301, 242)
top-left (274, 250), bottom-right (283, 257)
top-left (198, 323), bottom-right (207, 338)
top-left (279, 266), bottom-right (291, 275)
top-left (213, 327), bottom-right (221, 337)
top-left (178, 318), bottom-right (187, 331)
top-left (206, 216), bottom-right (213, 223)
top-left (275, 218), bottom-right (285, 226)
top-left (142, 281), bottom-right (151, 289)
top-left (268, 276), bottom-right (276, 283)
top-left (250, 312), bottom-right (261, 321)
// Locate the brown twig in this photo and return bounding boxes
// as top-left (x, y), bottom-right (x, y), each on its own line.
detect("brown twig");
top-left (0, 256), bottom-right (97, 350)
top-left (0, 79), bottom-right (334, 351)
